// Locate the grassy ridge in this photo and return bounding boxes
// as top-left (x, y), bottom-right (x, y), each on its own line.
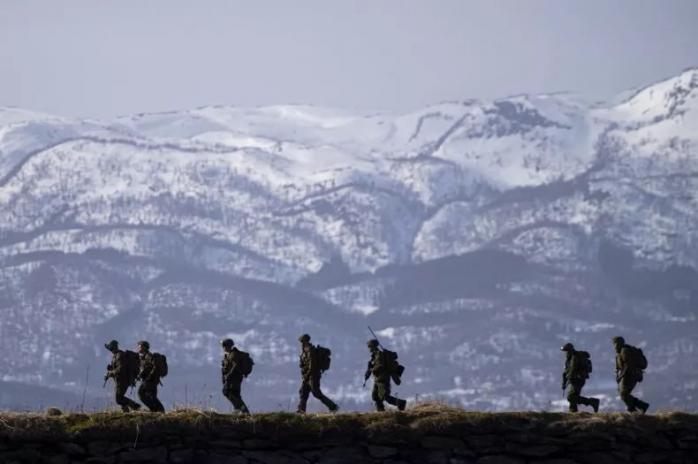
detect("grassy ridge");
top-left (1, 403), bottom-right (697, 443)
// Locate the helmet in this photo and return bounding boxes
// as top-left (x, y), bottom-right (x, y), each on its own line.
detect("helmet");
top-left (104, 340), bottom-right (119, 351)
top-left (298, 334), bottom-right (311, 343)
top-left (221, 338), bottom-right (234, 348)
top-left (560, 342), bottom-right (574, 352)
top-left (367, 339), bottom-right (380, 349)
top-left (137, 340), bottom-right (150, 350)
top-left (612, 336), bottom-right (625, 345)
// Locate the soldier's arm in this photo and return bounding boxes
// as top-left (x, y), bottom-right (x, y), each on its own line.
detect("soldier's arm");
top-left (364, 360), bottom-right (373, 381)
top-left (615, 352), bottom-right (626, 381)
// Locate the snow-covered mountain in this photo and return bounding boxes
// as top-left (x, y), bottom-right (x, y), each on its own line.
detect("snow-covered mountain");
top-left (1, 69), bottom-right (697, 412)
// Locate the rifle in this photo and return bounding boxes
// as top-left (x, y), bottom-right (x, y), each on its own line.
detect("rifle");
top-left (103, 374), bottom-right (109, 388)
top-left (368, 326), bottom-right (387, 350)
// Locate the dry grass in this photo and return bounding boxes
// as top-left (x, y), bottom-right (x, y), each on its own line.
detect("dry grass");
top-left (1, 402), bottom-right (696, 443)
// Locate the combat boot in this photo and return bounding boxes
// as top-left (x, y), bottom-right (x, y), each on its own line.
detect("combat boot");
top-left (637, 400), bottom-right (650, 414)
top-left (590, 398), bottom-right (600, 413)
top-left (397, 399), bottom-right (407, 411)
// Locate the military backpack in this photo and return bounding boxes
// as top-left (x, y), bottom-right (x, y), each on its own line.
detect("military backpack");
top-left (625, 345), bottom-right (648, 370)
top-left (236, 350), bottom-right (254, 377)
top-left (123, 350), bottom-right (141, 386)
top-left (374, 349), bottom-right (405, 385)
top-left (315, 345), bottom-right (332, 372)
top-left (152, 352), bottom-right (169, 379)
top-left (575, 351), bottom-right (592, 378)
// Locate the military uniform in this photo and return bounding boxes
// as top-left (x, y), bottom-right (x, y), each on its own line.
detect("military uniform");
top-left (614, 337), bottom-right (649, 413)
top-left (297, 335), bottom-right (337, 413)
top-left (561, 343), bottom-right (599, 413)
top-left (104, 341), bottom-right (140, 412)
top-left (221, 341), bottom-right (250, 414)
top-left (138, 347), bottom-right (165, 412)
top-left (365, 341), bottom-right (406, 412)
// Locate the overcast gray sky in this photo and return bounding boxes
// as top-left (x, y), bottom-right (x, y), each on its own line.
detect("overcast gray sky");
top-left (1, 0), bottom-right (697, 119)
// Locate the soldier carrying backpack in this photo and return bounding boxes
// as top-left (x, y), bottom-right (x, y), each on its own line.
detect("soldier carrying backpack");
top-left (220, 338), bottom-right (252, 415)
top-left (103, 340), bottom-right (141, 412)
top-left (364, 339), bottom-right (407, 411)
top-left (296, 334), bottom-right (338, 414)
top-left (560, 342), bottom-right (599, 413)
top-left (613, 336), bottom-right (650, 413)
top-left (136, 340), bottom-right (166, 412)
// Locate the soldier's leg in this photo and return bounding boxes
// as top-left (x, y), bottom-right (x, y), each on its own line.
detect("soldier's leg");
top-left (310, 375), bottom-right (337, 411)
top-left (137, 383), bottom-right (152, 410)
top-left (577, 382), bottom-right (599, 412)
top-left (383, 382), bottom-right (406, 411)
top-left (115, 383), bottom-right (130, 412)
top-left (139, 382), bottom-right (164, 412)
top-left (619, 376), bottom-right (639, 412)
top-left (372, 383), bottom-right (385, 411)
top-left (115, 383), bottom-right (140, 412)
top-left (150, 383), bottom-right (165, 413)
top-left (566, 383), bottom-right (580, 412)
top-left (571, 381), bottom-right (595, 410)
top-left (227, 378), bottom-right (249, 413)
top-left (297, 378), bottom-right (311, 413)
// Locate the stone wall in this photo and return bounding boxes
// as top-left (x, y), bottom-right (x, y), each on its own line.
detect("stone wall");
top-left (1, 408), bottom-right (697, 464)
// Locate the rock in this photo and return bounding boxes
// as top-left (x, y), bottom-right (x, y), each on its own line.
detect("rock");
top-left (449, 458), bottom-right (475, 464)
top-left (421, 436), bottom-right (466, 450)
top-left (465, 435), bottom-right (499, 451)
top-left (242, 450), bottom-right (305, 464)
top-left (46, 455), bottom-right (70, 464)
top-left (209, 440), bottom-right (243, 449)
top-left (537, 460), bottom-right (580, 464)
top-left (576, 453), bottom-right (625, 464)
top-left (206, 454), bottom-right (249, 464)
top-left (0, 448), bottom-right (43, 463)
top-left (676, 439), bottom-right (698, 450)
top-left (512, 444), bottom-right (561, 457)
top-left (87, 441), bottom-right (114, 455)
top-left (242, 439), bottom-right (276, 449)
top-left (476, 456), bottom-right (524, 464)
top-left (120, 446), bottom-right (168, 462)
top-left (46, 407), bottom-right (63, 416)
top-left (318, 446), bottom-right (366, 464)
top-left (59, 442), bottom-right (87, 457)
top-left (85, 457), bottom-right (117, 464)
top-left (632, 453), bottom-right (665, 464)
top-left (169, 449), bottom-right (194, 463)
top-left (425, 450), bottom-right (451, 464)
top-left (367, 445), bottom-right (397, 458)
top-left (642, 434), bottom-right (673, 450)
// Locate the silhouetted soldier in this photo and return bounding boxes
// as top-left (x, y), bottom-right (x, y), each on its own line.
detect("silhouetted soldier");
top-left (103, 340), bottom-right (141, 412)
top-left (560, 342), bottom-right (599, 413)
top-left (136, 340), bottom-right (166, 412)
top-left (221, 338), bottom-right (252, 415)
top-left (364, 339), bottom-right (406, 411)
top-left (297, 334), bottom-right (338, 414)
top-left (613, 336), bottom-right (650, 413)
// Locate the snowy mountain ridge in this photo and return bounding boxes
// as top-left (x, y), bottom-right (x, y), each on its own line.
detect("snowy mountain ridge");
top-left (0, 69), bottom-right (697, 412)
